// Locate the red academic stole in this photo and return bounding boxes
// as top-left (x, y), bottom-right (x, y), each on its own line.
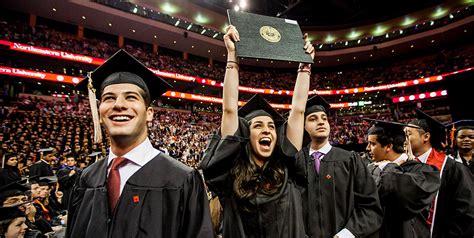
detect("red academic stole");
top-left (424, 149), bottom-right (448, 232)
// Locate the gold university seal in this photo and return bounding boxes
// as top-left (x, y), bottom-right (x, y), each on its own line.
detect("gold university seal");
top-left (259, 26), bottom-right (281, 43)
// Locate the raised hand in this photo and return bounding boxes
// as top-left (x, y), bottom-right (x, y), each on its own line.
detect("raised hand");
top-left (224, 25), bottom-right (240, 54)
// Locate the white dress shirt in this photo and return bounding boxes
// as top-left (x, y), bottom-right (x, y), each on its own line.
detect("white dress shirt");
top-left (107, 138), bottom-right (160, 194)
top-left (376, 153), bottom-right (409, 170)
top-left (309, 142), bottom-right (355, 238)
top-left (308, 141), bottom-right (332, 159)
top-left (417, 148), bottom-right (432, 164)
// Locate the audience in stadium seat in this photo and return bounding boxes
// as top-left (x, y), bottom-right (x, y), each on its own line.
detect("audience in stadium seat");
top-left (1, 18), bottom-right (472, 91)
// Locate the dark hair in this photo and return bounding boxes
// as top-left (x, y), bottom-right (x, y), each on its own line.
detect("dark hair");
top-left (409, 119), bottom-right (443, 150)
top-left (454, 126), bottom-right (474, 139)
top-left (231, 122), bottom-right (284, 212)
top-left (367, 125), bottom-right (405, 154)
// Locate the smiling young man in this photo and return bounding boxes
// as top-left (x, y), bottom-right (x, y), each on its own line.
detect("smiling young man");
top-left (67, 50), bottom-right (213, 238)
top-left (365, 119), bottom-right (440, 238)
top-left (406, 109), bottom-right (474, 238)
top-left (295, 96), bottom-right (382, 238)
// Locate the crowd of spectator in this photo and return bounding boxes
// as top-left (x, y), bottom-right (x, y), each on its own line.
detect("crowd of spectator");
top-left (1, 17), bottom-right (472, 92)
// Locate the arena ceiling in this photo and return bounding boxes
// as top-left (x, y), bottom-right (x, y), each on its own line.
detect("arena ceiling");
top-left (1, 0), bottom-right (472, 67)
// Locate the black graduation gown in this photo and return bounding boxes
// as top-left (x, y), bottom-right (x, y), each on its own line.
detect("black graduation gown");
top-left (67, 153), bottom-right (213, 238)
top-left (200, 120), bottom-right (306, 238)
top-left (295, 145), bottom-right (383, 238)
top-left (0, 166), bottom-right (21, 187)
top-left (29, 160), bottom-right (54, 177)
top-left (369, 160), bottom-right (440, 238)
top-left (57, 166), bottom-right (81, 208)
top-left (431, 158), bottom-right (474, 238)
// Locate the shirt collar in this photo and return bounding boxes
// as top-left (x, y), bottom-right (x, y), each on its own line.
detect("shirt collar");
top-left (417, 147), bottom-right (432, 164)
top-left (309, 141), bottom-right (332, 156)
top-left (107, 138), bottom-right (158, 167)
top-left (394, 153), bottom-right (408, 164)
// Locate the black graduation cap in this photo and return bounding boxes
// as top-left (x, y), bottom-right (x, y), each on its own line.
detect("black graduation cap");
top-left (76, 49), bottom-right (172, 144)
top-left (76, 49), bottom-right (172, 100)
top-left (364, 118), bottom-right (419, 138)
top-left (446, 120), bottom-right (474, 131)
top-left (38, 147), bottom-right (54, 154)
top-left (238, 94), bottom-right (285, 127)
top-left (411, 109), bottom-right (446, 149)
top-left (304, 95), bottom-right (331, 117)
top-left (88, 152), bottom-right (102, 157)
top-left (0, 205), bottom-right (24, 222)
top-left (0, 181), bottom-right (29, 204)
top-left (227, 10), bottom-right (313, 64)
top-left (37, 176), bottom-right (58, 186)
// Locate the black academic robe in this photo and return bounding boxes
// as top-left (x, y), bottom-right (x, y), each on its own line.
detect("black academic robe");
top-left (67, 153), bottom-right (213, 238)
top-left (57, 166), bottom-right (81, 208)
top-left (0, 165), bottom-right (21, 187)
top-left (295, 145), bottom-right (383, 238)
top-left (369, 160), bottom-right (440, 238)
top-left (200, 120), bottom-right (306, 238)
top-left (29, 160), bottom-right (54, 177)
top-left (431, 158), bottom-right (474, 238)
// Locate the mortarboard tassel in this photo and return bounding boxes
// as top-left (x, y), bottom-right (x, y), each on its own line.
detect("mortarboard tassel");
top-left (87, 72), bottom-right (103, 144)
top-left (404, 128), bottom-right (415, 160)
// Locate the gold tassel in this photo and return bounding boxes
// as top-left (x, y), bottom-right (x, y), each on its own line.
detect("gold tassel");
top-left (404, 128), bottom-right (415, 160)
top-left (87, 72), bottom-right (103, 144)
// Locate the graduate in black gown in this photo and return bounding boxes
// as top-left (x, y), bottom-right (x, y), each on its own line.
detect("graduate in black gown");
top-left (406, 110), bottom-right (474, 238)
top-left (365, 119), bottom-right (440, 238)
top-left (0, 153), bottom-right (21, 187)
top-left (201, 25), bottom-right (314, 237)
top-left (29, 148), bottom-right (55, 178)
top-left (295, 96), bottom-right (383, 238)
top-left (67, 50), bottom-right (213, 238)
top-left (56, 156), bottom-right (81, 208)
top-left (448, 120), bottom-right (474, 174)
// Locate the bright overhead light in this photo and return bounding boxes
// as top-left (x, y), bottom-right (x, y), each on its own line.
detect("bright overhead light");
top-left (347, 30), bottom-right (363, 39)
top-left (213, 33), bottom-right (218, 38)
top-left (187, 24), bottom-right (193, 30)
top-left (234, 5), bottom-right (240, 11)
top-left (324, 34), bottom-right (335, 43)
top-left (133, 7), bottom-right (138, 13)
top-left (108, 23), bottom-right (112, 27)
top-left (401, 16), bottom-right (416, 26)
top-left (201, 29), bottom-right (207, 34)
top-left (82, 16), bottom-right (86, 20)
top-left (154, 35), bottom-right (157, 38)
top-left (132, 29), bottom-right (136, 33)
top-left (239, 0), bottom-right (247, 9)
top-left (175, 20), bottom-right (180, 26)
top-left (432, 7), bottom-right (448, 19)
top-left (195, 13), bottom-right (210, 24)
top-left (52, 8), bottom-right (57, 12)
top-left (161, 2), bottom-right (179, 14)
top-left (372, 25), bottom-right (388, 36)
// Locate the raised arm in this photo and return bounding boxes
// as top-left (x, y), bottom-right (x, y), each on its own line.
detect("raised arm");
top-left (221, 25), bottom-right (240, 137)
top-left (286, 34), bottom-right (314, 150)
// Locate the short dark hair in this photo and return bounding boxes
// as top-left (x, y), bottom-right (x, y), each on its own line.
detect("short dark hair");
top-left (367, 125), bottom-right (405, 154)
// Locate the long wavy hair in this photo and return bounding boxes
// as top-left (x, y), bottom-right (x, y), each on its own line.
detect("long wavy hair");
top-left (231, 130), bottom-right (285, 212)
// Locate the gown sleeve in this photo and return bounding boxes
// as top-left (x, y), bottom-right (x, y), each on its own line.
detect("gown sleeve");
top-left (66, 173), bottom-right (87, 238)
top-left (344, 152), bottom-right (384, 236)
top-left (182, 169), bottom-right (215, 238)
top-left (200, 117), bottom-right (249, 197)
top-left (379, 162), bottom-right (441, 218)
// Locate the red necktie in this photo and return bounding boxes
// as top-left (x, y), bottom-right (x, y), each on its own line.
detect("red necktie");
top-left (107, 157), bottom-right (128, 211)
